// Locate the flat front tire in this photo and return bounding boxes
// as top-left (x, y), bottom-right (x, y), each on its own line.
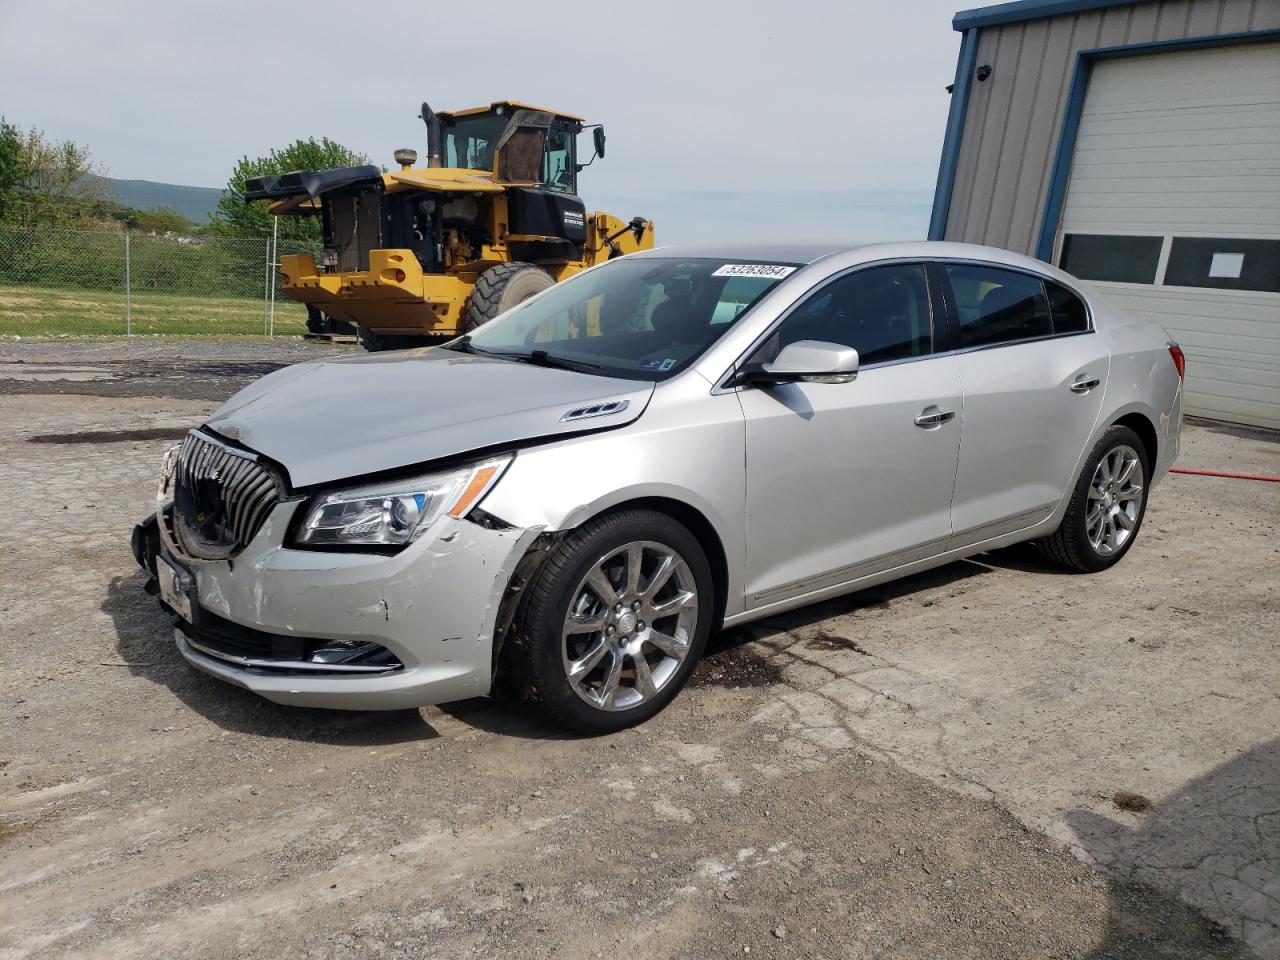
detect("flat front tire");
top-left (510, 510), bottom-right (714, 734)
top-left (1037, 424), bottom-right (1150, 572)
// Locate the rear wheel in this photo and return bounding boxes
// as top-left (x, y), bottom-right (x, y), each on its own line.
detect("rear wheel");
top-left (510, 510), bottom-right (714, 734)
top-left (463, 262), bottom-right (555, 332)
top-left (1037, 425), bottom-right (1149, 572)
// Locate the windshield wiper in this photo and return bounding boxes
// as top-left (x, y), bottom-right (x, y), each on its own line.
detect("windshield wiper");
top-left (523, 350), bottom-right (606, 373)
top-left (445, 339), bottom-right (607, 374)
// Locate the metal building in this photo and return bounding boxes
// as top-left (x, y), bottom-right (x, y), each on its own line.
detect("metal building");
top-left (930, 0), bottom-right (1280, 429)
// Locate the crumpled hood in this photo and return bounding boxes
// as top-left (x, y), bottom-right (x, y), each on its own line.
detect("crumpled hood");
top-left (204, 348), bottom-right (653, 488)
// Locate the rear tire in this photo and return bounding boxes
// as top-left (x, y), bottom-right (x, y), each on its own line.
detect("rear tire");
top-left (357, 326), bottom-right (429, 352)
top-left (462, 262), bottom-right (554, 332)
top-left (1036, 424), bottom-right (1150, 572)
top-left (305, 305), bottom-right (326, 335)
top-left (358, 325), bottom-right (392, 352)
top-left (509, 510), bottom-right (714, 734)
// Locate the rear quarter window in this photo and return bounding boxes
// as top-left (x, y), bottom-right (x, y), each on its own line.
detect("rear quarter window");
top-left (1046, 281), bottom-right (1090, 335)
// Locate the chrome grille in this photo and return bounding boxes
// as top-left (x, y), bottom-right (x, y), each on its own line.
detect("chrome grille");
top-left (173, 431), bottom-right (280, 558)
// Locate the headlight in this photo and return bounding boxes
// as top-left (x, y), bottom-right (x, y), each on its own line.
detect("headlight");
top-left (293, 456), bottom-right (510, 548)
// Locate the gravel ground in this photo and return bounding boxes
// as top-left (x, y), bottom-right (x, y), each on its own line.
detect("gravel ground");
top-left (0, 336), bottom-right (352, 401)
top-left (1, 340), bottom-right (1276, 960)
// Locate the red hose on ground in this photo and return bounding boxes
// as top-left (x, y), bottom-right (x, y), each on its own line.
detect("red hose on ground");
top-left (1169, 467), bottom-right (1280, 483)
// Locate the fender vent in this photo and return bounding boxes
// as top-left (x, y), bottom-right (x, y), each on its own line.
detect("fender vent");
top-left (560, 399), bottom-right (630, 423)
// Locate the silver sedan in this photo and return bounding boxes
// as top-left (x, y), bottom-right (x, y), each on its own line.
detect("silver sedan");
top-left (133, 242), bottom-right (1184, 732)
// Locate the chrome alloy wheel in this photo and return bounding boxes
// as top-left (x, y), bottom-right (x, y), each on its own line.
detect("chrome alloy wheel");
top-left (1086, 443), bottom-right (1145, 556)
top-left (561, 541), bottom-right (700, 711)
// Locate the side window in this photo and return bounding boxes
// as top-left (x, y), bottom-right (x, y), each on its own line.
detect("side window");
top-left (543, 127), bottom-right (575, 194)
top-left (1045, 281), bottom-right (1090, 334)
top-left (766, 264), bottom-right (933, 365)
top-left (944, 265), bottom-right (1051, 348)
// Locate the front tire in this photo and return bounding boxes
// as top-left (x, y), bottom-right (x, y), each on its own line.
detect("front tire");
top-left (462, 262), bottom-right (555, 332)
top-left (510, 510), bottom-right (714, 734)
top-left (1037, 424), bottom-right (1149, 572)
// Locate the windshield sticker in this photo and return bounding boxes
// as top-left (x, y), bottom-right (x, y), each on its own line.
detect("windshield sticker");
top-left (641, 358), bottom-right (679, 371)
top-left (712, 263), bottom-right (797, 279)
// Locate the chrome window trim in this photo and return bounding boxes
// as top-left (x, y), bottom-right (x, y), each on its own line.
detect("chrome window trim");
top-left (711, 256), bottom-right (1099, 393)
top-left (935, 257), bottom-right (1096, 342)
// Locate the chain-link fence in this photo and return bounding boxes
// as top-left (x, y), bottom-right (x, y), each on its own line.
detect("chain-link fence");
top-left (0, 223), bottom-right (322, 337)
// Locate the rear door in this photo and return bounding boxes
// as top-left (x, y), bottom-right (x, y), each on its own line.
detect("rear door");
top-left (941, 262), bottom-right (1110, 547)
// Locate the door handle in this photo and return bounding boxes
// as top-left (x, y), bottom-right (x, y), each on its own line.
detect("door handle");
top-left (914, 410), bottom-right (956, 428)
top-left (1070, 376), bottom-right (1101, 393)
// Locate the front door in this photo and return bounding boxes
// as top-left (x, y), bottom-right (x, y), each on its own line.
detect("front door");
top-left (738, 263), bottom-right (963, 609)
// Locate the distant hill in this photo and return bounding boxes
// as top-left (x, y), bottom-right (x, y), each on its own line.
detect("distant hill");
top-left (89, 175), bottom-right (223, 224)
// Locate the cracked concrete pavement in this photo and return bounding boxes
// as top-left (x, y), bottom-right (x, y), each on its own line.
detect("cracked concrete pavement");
top-left (1, 342), bottom-right (1276, 958)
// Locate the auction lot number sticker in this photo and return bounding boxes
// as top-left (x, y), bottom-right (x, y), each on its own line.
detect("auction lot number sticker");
top-left (712, 264), bottom-right (797, 279)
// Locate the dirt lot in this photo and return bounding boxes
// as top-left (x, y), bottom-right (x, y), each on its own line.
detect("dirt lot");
top-left (1, 340), bottom-right (1277, 960)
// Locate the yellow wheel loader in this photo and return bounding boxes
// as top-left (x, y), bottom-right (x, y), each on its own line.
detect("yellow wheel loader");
top-left (245, 101), bottom-right (655, 351)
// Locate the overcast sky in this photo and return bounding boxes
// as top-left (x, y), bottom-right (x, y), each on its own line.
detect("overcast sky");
top-left (0, 0), bottom-right (964, 243)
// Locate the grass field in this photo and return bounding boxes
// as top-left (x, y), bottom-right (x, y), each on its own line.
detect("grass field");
top-left (0, 284), bottom-right (309, 336)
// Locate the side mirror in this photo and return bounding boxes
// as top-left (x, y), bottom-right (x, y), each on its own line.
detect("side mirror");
top-left (739, 340), bottom-right (859, 386)
top-left (593, 126), bottom-right (607, 160)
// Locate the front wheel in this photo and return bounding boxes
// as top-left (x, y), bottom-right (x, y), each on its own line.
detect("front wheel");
top-left (510, 510), bottom-right (714, 734)
top-left (1037, 425), bottom-right (1149, 572)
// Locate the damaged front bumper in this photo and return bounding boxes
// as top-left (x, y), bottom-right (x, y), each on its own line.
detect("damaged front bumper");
top-left (132, 500), bottom-right (541, 711)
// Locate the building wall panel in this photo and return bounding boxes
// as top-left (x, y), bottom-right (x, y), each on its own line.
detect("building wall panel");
top-left (941, 0), bottom-right (1275, 255)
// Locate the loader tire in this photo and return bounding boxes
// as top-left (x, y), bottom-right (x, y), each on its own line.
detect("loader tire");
top-left (463, 262), bottom-right (554, 332)
top-left (357, 325), bottom-right (395, 352)
top-left (305, 305), bottom-right (326, 335)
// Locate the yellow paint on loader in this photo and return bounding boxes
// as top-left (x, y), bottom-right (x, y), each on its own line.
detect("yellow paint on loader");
top-left (264, 100), bottom-right (654, 344)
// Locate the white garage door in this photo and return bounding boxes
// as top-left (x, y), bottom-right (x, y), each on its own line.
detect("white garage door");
top-left (1054, 42), bottom-right (1280, 430)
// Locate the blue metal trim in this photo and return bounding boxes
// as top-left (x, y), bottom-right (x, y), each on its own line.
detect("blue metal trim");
top-left (953, 0), bottom-right (1134, 31)
top-left (1034, 28), bottom-right (1280, 262)
top-left (1033, 53), bottom-right (1089, 261)
top-left (928, 28), bottom-right (980, 241)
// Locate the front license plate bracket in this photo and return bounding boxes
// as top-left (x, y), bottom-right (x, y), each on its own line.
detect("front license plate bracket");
top-left (157, 554), bottom-right (195, 624)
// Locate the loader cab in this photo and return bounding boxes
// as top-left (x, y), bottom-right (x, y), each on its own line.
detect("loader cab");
top-left (439, 101), bottom-right (583, 195)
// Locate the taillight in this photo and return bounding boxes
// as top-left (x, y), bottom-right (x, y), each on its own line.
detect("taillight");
top-left (394, 269), bottom-right (406, 283)
top-left (1168, 343), bottom-right (1186, 380)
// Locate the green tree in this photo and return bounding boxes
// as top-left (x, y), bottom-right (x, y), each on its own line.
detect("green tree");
top-left (0, 118), bottom-right (21, 212)
top-left (211, 137), bottom-right (370, 242)
top-left (0, 120), bottom-right (104, 224)
top-left (121, 206), bottom-right (196, 234)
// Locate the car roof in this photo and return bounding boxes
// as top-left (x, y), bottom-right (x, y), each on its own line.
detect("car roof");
top-left (632, 243), bottom-right (846, 265)
top-left (632, 241), bottom-right (1073, 282)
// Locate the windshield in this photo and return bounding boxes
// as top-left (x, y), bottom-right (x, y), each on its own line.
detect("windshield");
top-left (462, 257), bottom-right (798, 380)
top-left (445, 115), bottom-right (507, 171)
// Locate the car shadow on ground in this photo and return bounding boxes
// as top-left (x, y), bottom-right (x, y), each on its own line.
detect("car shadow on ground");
top-left (1072, 738), bottom-right (1278, 959)
top-left (103, 569), bottom-right (439, 746)
top-left (723, 556), bottom-right (997, 647)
